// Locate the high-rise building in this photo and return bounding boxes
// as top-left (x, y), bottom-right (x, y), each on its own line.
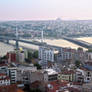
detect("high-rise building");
top-left (39, 46), bottom-right (57, 67)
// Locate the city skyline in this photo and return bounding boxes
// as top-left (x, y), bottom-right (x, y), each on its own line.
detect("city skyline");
top-left (0, 0), bottom-right (92, 20)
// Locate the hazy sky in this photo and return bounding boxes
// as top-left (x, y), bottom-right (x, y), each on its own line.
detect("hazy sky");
top-left (0, 0), bottom-right (92, 20)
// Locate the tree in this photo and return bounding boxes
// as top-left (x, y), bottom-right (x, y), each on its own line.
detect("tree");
top-left (23, 84), bottom-right (31, 92)
top-left (88, 48), bottom-right (92, 52)
top-left (75, 60), bottom-right (81, 68)
top-left (23, 84), bottom-right (42, 92)
top-left (33, 51), bottom-right (38, 58)
top-left (1, 55), bottom-right (7, 60)
top-left (34, 63), bottom-right (42, 70)
top-left (25, 58), bottom-right (32, 63)
top-left (30, 88), bottom-right (42, 92)
top-left (78, 47), bottom-right (83, 51)
top-left (28, 51), bottom-right (33, 60)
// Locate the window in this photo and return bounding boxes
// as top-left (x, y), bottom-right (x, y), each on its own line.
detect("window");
top-left (87, 78), bottom-right (90, 80)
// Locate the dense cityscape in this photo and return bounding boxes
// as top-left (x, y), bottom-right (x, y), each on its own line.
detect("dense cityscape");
top-left (1, 19), bottom-right (92, 38)
top-left (0, 19), bottom-right (92, 92)
top-left (1, 0), bottom-right (92, 92)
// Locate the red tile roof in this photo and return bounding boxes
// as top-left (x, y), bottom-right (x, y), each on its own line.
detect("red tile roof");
top-left (17, 89), bottom-right (24, 92)
top-left (46, 80), bottom-right (68, 92)
top-left (0, 76), bottom-right (10, 80)
top-left (0, 84), bottom-right (17, 92)
top-left (61, 70), bottom-right (75, 74)
top-left (72, 82), bottom-right (83, 85)
top-left (79, 67), bottom-right (89, 71)
top-left (0, 64), bottom-right (8, 67)
top-left (0, 73), bottom-right (6, 76)
top-left (30, 81), bottom-right (41, 88)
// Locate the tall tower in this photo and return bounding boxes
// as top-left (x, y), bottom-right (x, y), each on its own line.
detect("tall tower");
top-left (41, 30), bottom-right (43, 43)
top-left (15, 27), bottom-right (19, 50)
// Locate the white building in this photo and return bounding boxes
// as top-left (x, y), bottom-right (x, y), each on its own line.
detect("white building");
top-left (0, 64), bottom-right (17, 84)
top-left (44, 69), bottom-right (58, 81)
top-left (24, 50), bottom-right (28, 59)
top-left (16, 50), bottom-right (27, 62)
top-left (87, 52), bottom-right (92, 61)
top-left (39, 46), bottom-right (57, 65)
top-left (18, 51), bottom-right (25, 62)
top-left (77, 67), bottom-right (92, 83)
top-left (8, 67), bottom-right (17, 84)
top-left (0, 64), bottom-right (9, 76)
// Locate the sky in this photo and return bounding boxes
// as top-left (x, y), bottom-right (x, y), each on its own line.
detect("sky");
top-left (0, 0), bottom-right (92, 20)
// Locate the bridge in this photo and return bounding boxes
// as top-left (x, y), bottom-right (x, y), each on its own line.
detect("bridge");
top-left (0, 36), bottom-right (92, 49)
top-left (63, 37), bottom-right (92, 49)
top-left (0, 36), bottom-right (44, 46)
top-left (0, 36), bottom-right (62, 50)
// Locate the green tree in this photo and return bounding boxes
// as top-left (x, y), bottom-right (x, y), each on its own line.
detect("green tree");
top-left (25, 58), bottom-right (32, 63)
top-left (34, 63), bottom-right (42, 70)
top-left (75, 60), bottom-right (81, 68)
top-left (78, 47), bottom-right (83, 51)
top-left (1, 55), bottom-right (7, 60)
top-left (88, 48), bottom-right (92, 52)
top-left (33, 51), bottom-right (38, 58)
top-left (28, 51), bottom-right (33, 60)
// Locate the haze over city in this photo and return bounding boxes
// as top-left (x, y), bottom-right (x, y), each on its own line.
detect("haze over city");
top-left (0, 0), bottom-right (92, 20)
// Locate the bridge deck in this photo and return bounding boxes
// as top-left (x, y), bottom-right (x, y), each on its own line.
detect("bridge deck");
top-left (0, 36), bottom-right (91, 49)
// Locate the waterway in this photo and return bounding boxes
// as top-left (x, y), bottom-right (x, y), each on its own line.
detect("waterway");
top-left (0, 37), bottom-right (92, 56)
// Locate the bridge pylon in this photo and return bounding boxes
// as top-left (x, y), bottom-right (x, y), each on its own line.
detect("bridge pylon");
top-left (15, 27), bottom-right (19, 50)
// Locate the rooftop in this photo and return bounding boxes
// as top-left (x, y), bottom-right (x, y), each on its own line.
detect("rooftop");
top-left (61, 70), bottom-right (75, 75)
top-left (44, 69), bottom-right (58, 75)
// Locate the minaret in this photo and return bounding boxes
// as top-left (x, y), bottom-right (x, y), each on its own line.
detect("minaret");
top-left (15, 26), bottom-right (19, 50)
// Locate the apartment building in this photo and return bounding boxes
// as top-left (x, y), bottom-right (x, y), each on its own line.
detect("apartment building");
top-left (39, 46), bottom-right (58, 68)
top-left (58, 47), bottom-right (76, 64)
top-left (58, 70), bottom-right (76, 82)
top-left (39, 46), bottom-right (55, 62)
top-left (0, 64), bottom-right (9, 76)
top-left (8, 67), bottom-right (17, 84)
top-left (17, 64), bottom-right (37, 84)
top-left (0, 73), bottom-right (10, 86)
top-left (77, 67), bottom-right (92, 83)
